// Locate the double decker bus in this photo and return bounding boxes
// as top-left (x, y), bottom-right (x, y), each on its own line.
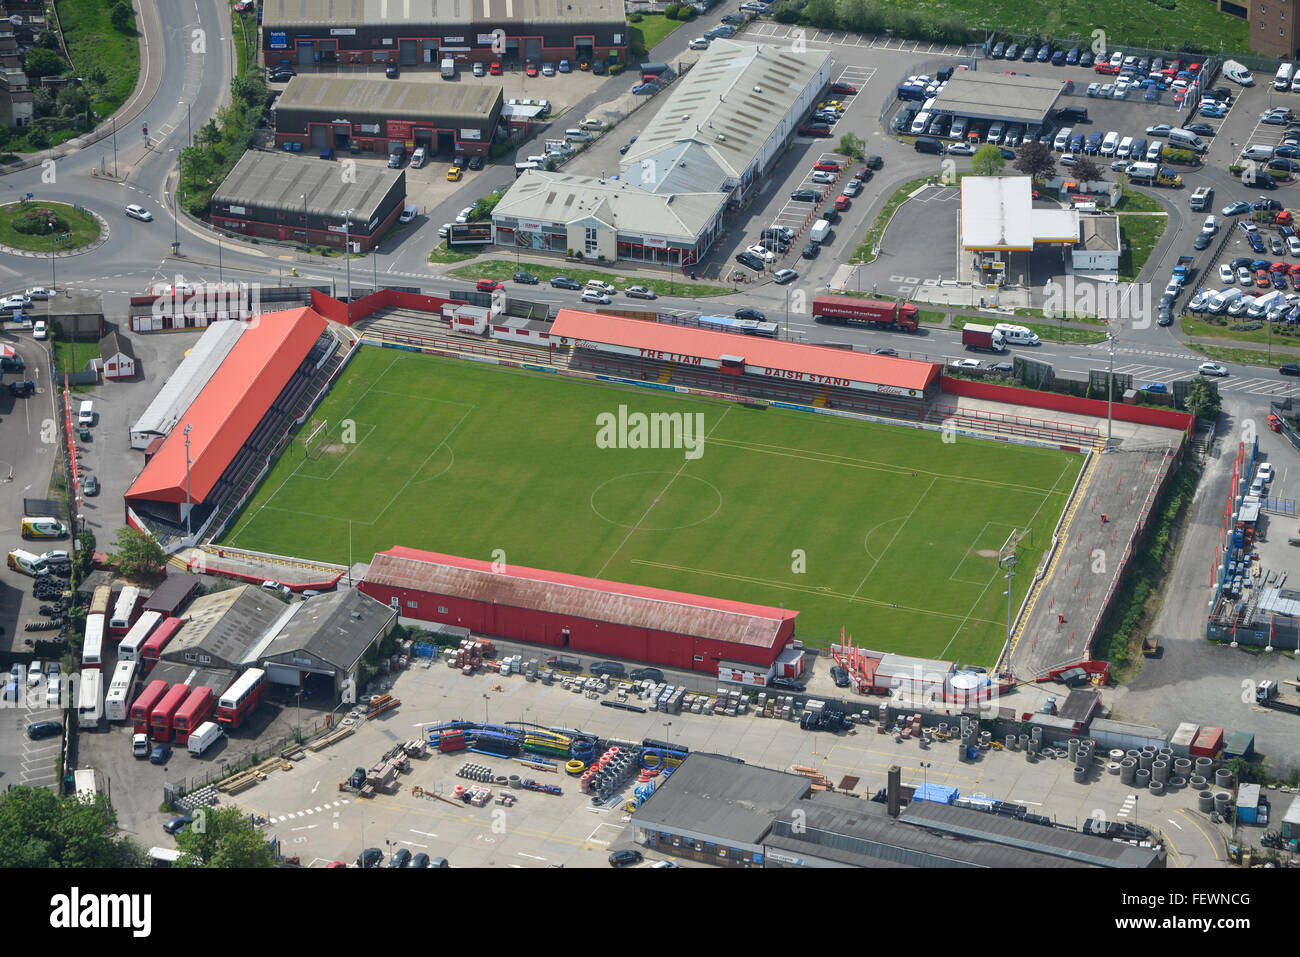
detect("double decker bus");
top-left (130, 679), bottom-right (169, 734)
top-left (171, 686), bottom-right (214, 746)
top-left (118, 610), bottom-right (162, 663)
top-left (104, 659), bottom-right (139, 722)
top-left (150, 683), bottom-right (192, 743)
top-left (76, 670), bottom-right (102, 729)
top-left (109, 584), bottom-right (141, 638)
top-left (82, 613), bottom-right (105, 669)
top-left (217, 668), bottom-right (266, 730)
top-left (88, 584), bottom-right (112, 618)
top-left (140, 617), bottom-right (184, 674)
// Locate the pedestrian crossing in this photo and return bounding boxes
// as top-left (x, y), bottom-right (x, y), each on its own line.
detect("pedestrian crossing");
top-left (273, 799), bottom-right (350, 823)
top-left (1116, 794), bottom-right (1138, 819)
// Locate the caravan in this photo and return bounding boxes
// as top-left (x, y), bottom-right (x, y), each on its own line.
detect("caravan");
top-left (994, 323), bottom-right (1041, 346)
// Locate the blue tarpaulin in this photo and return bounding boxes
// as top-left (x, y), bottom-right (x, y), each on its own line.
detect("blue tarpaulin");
top-left (912, 783), bottom-right (959, 804)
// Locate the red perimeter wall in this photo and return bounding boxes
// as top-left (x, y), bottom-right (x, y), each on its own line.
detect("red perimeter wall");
top-left (358, 581), bottom-right (793, 671)
top-left (941, 376), bottom-right (1194, 437)
top-left (310, 288), bottom-right (465, 326)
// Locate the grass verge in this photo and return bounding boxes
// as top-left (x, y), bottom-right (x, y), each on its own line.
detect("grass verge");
top-left (1112, 189), bottom-right (1165, 213)
top-left (55, 0), bottom-right (140, 117)
top-left (1117, 213), bottom-right (1167, 281)
top-left (951, 315), bottom-right (1107, 344)
top-left (0, 202), bottom-right (99, 251)
top-left (1188, 344), bottom-right (1292, 368)
top-left (449, 260), bottom-right (733, 297)
top-left (428, 243), bottom-right (480, 264)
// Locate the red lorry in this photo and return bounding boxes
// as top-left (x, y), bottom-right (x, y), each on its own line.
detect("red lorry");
top-left (812, 295), bottom-right (919, 332)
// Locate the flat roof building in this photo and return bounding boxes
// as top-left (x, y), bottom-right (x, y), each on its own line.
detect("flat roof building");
top-left (628, 754), bottom-right (811, 867)
top-left (491, 170), bottom-right (729, 268)
top-left (930, 72), bottom-right (1065, 127)
top-left (273, 76), bottom-right (503, 157)
top-left (960, 176), bottom-right (1079, 252)
top-left (261, 0), bottom-right (628, 69)
top-left (622, 39), bottom-right (832, 205)
top-left (209, 152), bottom-right (405, 252)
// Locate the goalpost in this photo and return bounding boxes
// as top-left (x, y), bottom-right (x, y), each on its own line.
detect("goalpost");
top-left (303, 418), bottom-right (328, 459)
top-left (999, 526), bottom-right (1032, 566)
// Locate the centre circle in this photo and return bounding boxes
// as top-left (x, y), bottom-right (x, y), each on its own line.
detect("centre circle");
top-left (590, 472), bottom-right (723, 531)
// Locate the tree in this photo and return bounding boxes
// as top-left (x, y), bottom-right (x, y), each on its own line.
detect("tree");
top-left (107, 526), bottom-right (166, 579)
top-left (837, 132), bottom-right (865, 160)
top-left (971, 144), bottom-right (1006, 176)
top-left (773, 2), bottom-right (802, 24)
top-left (1013, 141), bottom-right (1056, 180)
top-left (0, 126), bottom-right (10, 149)
top-left (24, 47), bottom-right (65, 78)
top-left (34, 29), bottom-right (59, 51)
top-left (0, 786), bottom-right (146, 868)
top-left (803, 0), bottom-right (837, 28)
top-left (1073, 157), bottom-right (1103, 185)
top-left (1183, 377), bottom-right (1221, 420)
top-left (175, 806), bottom-right (274, 867)
top-left (26, 126), bottom-right (49, 149)
top-left (110, 2), bottom-right (134, 32)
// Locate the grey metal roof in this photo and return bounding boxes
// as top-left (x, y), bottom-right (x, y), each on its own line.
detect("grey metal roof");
top-left (161, 586), bottom-right (289, 671)
top-left (274, 76), bottom-right (501, 124)
top-left (930, 72), bottom-right (1065, 124)
top-left (494, 170), bottom-right (728, 242)
top-left (212, 151), bottom-right (402, 221)
top-left (901, 801), bottom-right (1164, 867)
top-left (99, 330), bottom-right (135, 360)
top-left (1088, 717), bottom-right (1166, 740)
top-left (1257, 586), bottom-right (1300, 618)
top-left (141, 573), bottom-right (199, 615)
top-left (1059, 688), bottom-right (1101, 722)
top-left (260, 589), bottom-right (395, 671)
top-left (767, 791), bottom-right (1090, 868)
top-left (263, 0), bottom-right (626, 28)
top-left (621, 39), bottom-right (831, 192)
top-left (1283, 794), bottom-right (1300, 825)
top-left (629, 755), bottom-right (810, 846)
top-left (130, 320), bottom-right (244, 442)
top-left (1079, 214), bottom-right (1120, 250)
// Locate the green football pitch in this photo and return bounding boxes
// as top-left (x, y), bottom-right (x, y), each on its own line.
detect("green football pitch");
top-left (221, 347), bottom-right (1083, 664)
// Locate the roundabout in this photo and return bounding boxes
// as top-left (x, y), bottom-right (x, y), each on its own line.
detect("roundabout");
top-left (0, 201), bottom-right (107, 257)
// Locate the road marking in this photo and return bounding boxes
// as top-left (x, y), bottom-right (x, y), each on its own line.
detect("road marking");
top-left (401, 839), bottom-right (429, 848)
top-left (290, 824), bottom-right (317, 831)
top-left (411, 829), bottom-right (439, 838)
top-left (311, 780), bottom-right (319, 793)
top-left (1167, 818), bottom-right (1182, 830)
top-left (517, 851), bottom-right (547, 860)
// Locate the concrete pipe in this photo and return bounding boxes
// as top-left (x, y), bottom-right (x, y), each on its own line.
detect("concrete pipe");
top-left (1197, 790), bottom-right (1215, 812)
top-left (1018, 734), bottom-right (1029, 749)
top-left (1214, 792), bottom-right (1231, 814)
top-left (1169, 776), bottom-right (1185, 789)
top-left (1027, 737), bottom-right (1039, 752)
top-left (1135, 768), bottom-right (1151, 788)
top-left (1006, 734), bottom-right (1017, 750)
top-left (1158, 748), bottom-right (1173, 762)
top-left (1121, 759), bottom-right (1137, 785)
top-left (938, 723), bottom-right (948, 736)
top-left (1107, 761), bottom-right (1122, 775)
top-left (1068, 738), bottom-right (1080, 760)
top-left (1215, 768), bottom-right (1234, 788)
top-left (1126, 749), bottom-right (1141, 761)
top-left (1174, 758), bottom-right (1192, 777)
top-left (1150, 779), bottom-right (1165, 797)
top-left (1073, 765), bottom-right (1087, 783)
top-left (1195, 757), bottom-right (1214, 776)
top-left (981, 731), bottom-right (991, 745)
top-left (1152, 761), bottom-right (1169, 783)
top-left (1138, 752), bottom-right (1153, 772)
top-left (1031, 726), bottom-right (1042, 739)
top-left (1110, 749), bottom-right (1126, 761)
top-left (1190, 775), bottom-right (1208, 790)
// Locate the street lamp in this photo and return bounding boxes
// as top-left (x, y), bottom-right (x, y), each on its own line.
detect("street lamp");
top-left (340, 207), bottom-right (355, 313)
top-left (301, 193), bottom-right (309, 252)
top-left (173, 152), bottom-right (181, 252)
top-left (785, 285), bottom-right (791, 339)
top-left (372, 244), bottom-right (378, 292)
top-left (482, 692), bottom-right (490, 726)
top-left (180, 100), bottom-right (191, 147)
top-left (920, 760), bottom-right (931, 795)
top-left (111, 115), bottom-right (118, 178)
top-left (1105, 332), bottom-right (1116, 447)
top-left (183, 424), bottom-right (193, 537)
top-left (663, 721), bottom-right (672, 750)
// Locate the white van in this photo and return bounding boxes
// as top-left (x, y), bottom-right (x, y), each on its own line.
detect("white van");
top-left (987, 121), bottom-right (1005, 144)
top-left (410, 147), bottom-right (428, 168)
top-left (1116, 136), bottom-right (1134, 159)
top-left (1247, 289), bottom-right (1286, 317)
top-left (1168, 129), bottom-right (1206, 153)
top-left (1100, 131), bottom-right (1120, 156)
top-left (809, 219), bottom-right (831, 244)
top-left (1277, 62), bottom-right (1294, 91)
top-left (994, 323), bottom-right (1040, 346)
top-left (1145, 140), bottom-right (1163, 162)
top-left (910, 111), bottom-right (932, 134)
top-left (1241, 144), bottom-right (1275, 162)
top-left (514, 161), bottom-right (541, 176)
top-left (187, 721), bottom-right (223, 755)
top-left (1053, 127), bottom-right (1073, 151)
top-left (399, 203), bottom-right (418, 224)
top-left (1208, 288), bottom-right (1242, 314)
top-left (77, 400), bottom-right (94, 426)
top-left (564, 128), bottom-right (592, 141)
top-left (950, 116), bottom-right (968, 138)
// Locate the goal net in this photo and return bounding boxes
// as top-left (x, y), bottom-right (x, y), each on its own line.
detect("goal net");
top-left (999, 527), bottom-right (1032, 566)
top-left (303, 419), bottom-right (328, 459)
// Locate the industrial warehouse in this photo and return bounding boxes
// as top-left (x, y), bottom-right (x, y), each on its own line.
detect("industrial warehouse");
top-left (491, 39), bottom-right (832, 267)
top-left (260, 0), bottom-right (629, 68)
top-left (209, 152), bottom-right (406, 252)
top-left (272, 76), bottom-right (504, 158)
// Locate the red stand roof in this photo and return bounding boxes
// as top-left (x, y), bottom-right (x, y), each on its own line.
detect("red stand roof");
top-left (126, 309), bottom-right (328, 505)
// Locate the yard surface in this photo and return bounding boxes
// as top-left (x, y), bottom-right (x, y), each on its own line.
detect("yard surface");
top-left (223, 349), bottom-right (1081, 664)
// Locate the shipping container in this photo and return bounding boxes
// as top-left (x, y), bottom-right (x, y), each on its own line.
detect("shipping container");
top-left (1222, 729), bottom-right (1255, 760)
top-left (1237, 783), bottom-right (1261, 824)
top-left (1169, 721), bottom-right (1199, 756)
top-left (1190, 726), bottom-right (1224, 758)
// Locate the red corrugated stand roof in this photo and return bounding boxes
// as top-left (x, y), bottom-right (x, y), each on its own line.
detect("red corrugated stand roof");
top-left (551, 309), bottom-right (940, 392)
top-left (365, 546), bottom-right (798, 648)
top-left (126, 309), bottom-right (327, 504)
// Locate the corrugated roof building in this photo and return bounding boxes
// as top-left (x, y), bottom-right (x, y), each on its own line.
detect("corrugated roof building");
top-left (359, 546), bottom-right (800, 671)
top-left (129, 321), bottom-right (245, 449)
top-left (258, 588), bottom-right (398, 695)
top-left (158, 586), bottom-right (292, 673)
top-left (209, 152), bottom-right (405, 252)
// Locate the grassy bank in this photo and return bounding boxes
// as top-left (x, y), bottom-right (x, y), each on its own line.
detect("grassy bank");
top-left (450, 260), bottom-right (733, 297)
top-left (55, 0), bottom-right (140, 117)
top-left (1117, 213), bottom-right (1166, 281)
top-left (0, 202), bottom-right (99, 252)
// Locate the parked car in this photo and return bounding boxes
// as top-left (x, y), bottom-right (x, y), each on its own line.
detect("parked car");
top-left (830, 666), bottom-right (850, 688)
top-left (163, 816), bottom-right (193, 835)
top-left (769, 676), bottom-right (805, 692)
top-left (550, 276), bottom-right (582, 290)
top-left (512, 271), bottom-right (538, 285)
top-left (609, 849), bottom-right (644, 866)
top-left (388, 848), bottom-right (413, 868)
top-left (1198, 362), bottom-right (1229, 377)
top-left (736, 307), bottom-right (767, 322)
top-left (801, 242), bottom-right (819, 259)
top-left (356, 847), bottom-right (384, 867)
top-left (790, 188), bottom-right (821, 202)
top-left (773, 268), bottom-right (798, 284)
top-left (475, 278), bottom-right (504, 292)
top-left (27, 720), bottom-right (60, 740)
top-left (624, 285), bottom-right (657, 299)
top-left (149, 744), bottom-right (172, 764)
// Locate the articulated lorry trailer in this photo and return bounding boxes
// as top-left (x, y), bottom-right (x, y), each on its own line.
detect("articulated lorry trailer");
top-left (811, 295), bottom-right (919, 332)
